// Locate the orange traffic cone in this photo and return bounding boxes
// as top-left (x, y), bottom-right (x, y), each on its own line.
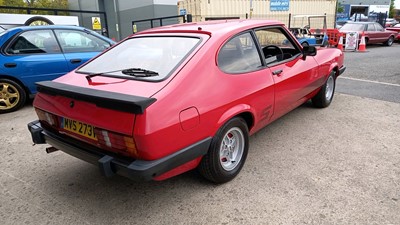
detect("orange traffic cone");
top-left (337, 34), bottom-right (343, 51)
top-left (358, 32), bottom-right (367, 52)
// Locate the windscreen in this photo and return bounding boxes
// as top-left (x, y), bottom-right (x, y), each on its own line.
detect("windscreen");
top-left (340, 23), bottom-right (365, 31)
top-left (78, 36), bottom-right (200, 81)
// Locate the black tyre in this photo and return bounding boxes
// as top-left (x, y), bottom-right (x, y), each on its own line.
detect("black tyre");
top-left (198, 117), bottom-right (249, 183)
top-left (384, 36), bottom-right (394, 46)
top-left (0, 79), bottom-right (26, 114)
top-left (312, 71), bottom-right (336, 108)
top-left (301, 42), bottom-right (309, 47)
top-left (24, 16), bottom-right (54, 26)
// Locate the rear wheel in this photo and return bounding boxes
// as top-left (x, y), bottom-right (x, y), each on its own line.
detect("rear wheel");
top-left (198, 117), bottom-right (249, 183)
top-left (384, 36), bottom-right (394, 46)
top-left (0, 79), bottom-right (26, 113)
top-left (312, 71), bottom-right (336, 108)
top-left (301, 41), bottom-right (309, 47)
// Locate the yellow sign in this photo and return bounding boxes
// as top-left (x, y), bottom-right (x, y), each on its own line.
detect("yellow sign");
top-left (92, 17), bottom-right (101, 30)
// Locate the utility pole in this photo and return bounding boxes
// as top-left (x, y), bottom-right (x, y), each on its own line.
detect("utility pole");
top-left (250, 0), bottom-right (253, 19)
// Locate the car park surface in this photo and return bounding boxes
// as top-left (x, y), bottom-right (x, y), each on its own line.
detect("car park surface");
top-left (0, 25), bottom-right (115, 113)
top-left (28, 20), bottom-right (345, 183)
top-left (0, 37), bottom-right (400, 225)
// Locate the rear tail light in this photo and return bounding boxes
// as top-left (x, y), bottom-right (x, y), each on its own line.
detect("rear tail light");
top-left (95, 128), bottom-right (138, 158)
top-left (36, 109), bottom-right (59, 127)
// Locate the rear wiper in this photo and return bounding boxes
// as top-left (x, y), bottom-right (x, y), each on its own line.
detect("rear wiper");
top-left (85, 67), bottom-right (159, 81)
top-left (121, 68), bottom-right (159, 77)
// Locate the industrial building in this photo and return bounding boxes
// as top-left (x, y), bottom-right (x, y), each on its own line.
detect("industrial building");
top-left (337, 0), bottom-right (391, 20)
top-left (177, 0), bottom-right (338, 28)
top-left (67, 0), bottom-right (179, 40)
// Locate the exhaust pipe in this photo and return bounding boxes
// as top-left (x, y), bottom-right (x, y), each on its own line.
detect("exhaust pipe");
top-left (46, 147), bottom-right (59, 154)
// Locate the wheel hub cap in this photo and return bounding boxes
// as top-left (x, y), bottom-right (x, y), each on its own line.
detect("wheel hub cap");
top-left (219, 127), bottom-right (244, 171)
top-left (0, 83), bottom-right (20, 110)
top-left (325, 76), bottom-right (334, 101)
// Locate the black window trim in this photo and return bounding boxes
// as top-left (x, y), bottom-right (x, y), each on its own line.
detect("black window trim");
top-left (252, 25), bottom-right (303, 67)
top-left (75, 35), bottom-right (204, 83)
top-left (4, 28), bottom-right (62, 56)
top-left (217, 30), bottom-right (266, 75)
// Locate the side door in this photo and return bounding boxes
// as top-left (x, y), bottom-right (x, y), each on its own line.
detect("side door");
top-left (54, 29), bottom-right (112, 71)
top-left (216, 31), bottom-right (275, 131)
top-left (2, 29), bottom-right (69, 94)
top-left (366, 23), bottom-right (379, 43)
top-left (253, 27), bottom-right (320, 120)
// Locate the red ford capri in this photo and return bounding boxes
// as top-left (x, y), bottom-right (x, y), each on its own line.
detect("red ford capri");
top-left (28, 20), bottom-right (345, 183)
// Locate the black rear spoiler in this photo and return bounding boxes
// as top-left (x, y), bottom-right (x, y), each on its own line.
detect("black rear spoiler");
top-left (36, 81), bottom-right (156, 114)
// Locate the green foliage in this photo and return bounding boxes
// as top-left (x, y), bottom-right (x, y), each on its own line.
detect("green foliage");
top-left (389, 0), bottom-right (395, 18)
top-left (0, 0), bottom-right (69, 15)
top-left (336, 2), bottom-right (344, 14)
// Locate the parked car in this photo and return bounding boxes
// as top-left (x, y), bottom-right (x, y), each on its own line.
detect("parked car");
top-left (335, 20), bottom-right (349, 29)
top-left (339, 22), bottom-right (397, 46)
top-left (288, 15), bottom-right (328, 47)
top-left (0, 25), bottom-right (115, 113)
top-left (28, 20), bottom-right (346, 183)
top-left (385, 18), bottom-right (398, 27)
top-left (386, 24), bottom-right (400, 42)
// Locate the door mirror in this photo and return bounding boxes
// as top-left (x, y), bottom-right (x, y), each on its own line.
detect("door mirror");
top-left (302, 46), bottom-right (317, 59)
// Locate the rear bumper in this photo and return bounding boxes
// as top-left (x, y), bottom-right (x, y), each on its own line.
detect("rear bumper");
top-left (28, 120), bottom-right (212, 181)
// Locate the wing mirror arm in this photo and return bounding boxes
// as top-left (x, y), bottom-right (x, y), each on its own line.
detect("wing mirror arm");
top-left (302, 46), bottom-right (317, 60)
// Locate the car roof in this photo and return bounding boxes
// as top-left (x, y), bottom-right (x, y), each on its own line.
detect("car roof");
top-left (135, 19), bottom-right (284, 37)
top-left (5, 25), bottom-right (91, 33)
top-left (346, 21), bottom-right (376, 24)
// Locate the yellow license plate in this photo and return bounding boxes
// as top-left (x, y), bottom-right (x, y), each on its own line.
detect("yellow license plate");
top-left (62, 117), bottom-right (97, 140)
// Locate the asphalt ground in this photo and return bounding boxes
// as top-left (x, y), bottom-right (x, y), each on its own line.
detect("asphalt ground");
top-left (0, 43), bottom-right (399, 224)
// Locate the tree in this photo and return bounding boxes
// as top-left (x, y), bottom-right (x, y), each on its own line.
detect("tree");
top-left (0, 0), bottom-right (26, 13)
top-left (0, 0), bottom-right (69, 14)
top-left (389, 0), bottom-right (395, 18)
top-left (336, 2), bottom-right (344, 14)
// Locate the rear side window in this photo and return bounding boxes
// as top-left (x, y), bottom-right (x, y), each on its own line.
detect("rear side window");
top-left (367, 24), bottom-right (376, 31)
top-left (6, 30), bottom-right (60, 54)
top-left (218, 32), bottom-right (262, 73)
top-left (54, 30), bottom-right (111, 53)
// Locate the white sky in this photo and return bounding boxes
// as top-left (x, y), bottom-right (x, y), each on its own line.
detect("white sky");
top-left (396, 0), bottom-right (400, 9)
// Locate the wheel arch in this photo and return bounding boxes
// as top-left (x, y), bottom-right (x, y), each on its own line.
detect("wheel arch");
top-left (216, 104), bottom-right (255, 134)
top-left (328, 63), bottom-right (339, 78)
top-left (0, 74), bottom-right (31, 97)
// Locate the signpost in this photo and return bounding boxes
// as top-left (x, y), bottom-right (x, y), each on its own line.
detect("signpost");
top-left (344, 32), bottom-right (358, 51)
top-left (92, 17), bottom-right (101, 30)
top-left (270, 0), bottom-right (290, 11)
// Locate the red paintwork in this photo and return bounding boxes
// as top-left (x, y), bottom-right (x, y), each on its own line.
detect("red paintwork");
top-left (33, 20), bottom-right (344, 180)
top-left (386, 27), bottom-right (400, 41)
top-left (340, 22), bottom-right (397, 44)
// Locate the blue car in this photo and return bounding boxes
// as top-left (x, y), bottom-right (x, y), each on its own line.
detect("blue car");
top-left (0, 25), bottom-right (115, 113)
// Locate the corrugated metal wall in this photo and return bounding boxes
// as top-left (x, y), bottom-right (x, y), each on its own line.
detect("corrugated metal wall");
top-left (178, 0), bottom-right (337, 28)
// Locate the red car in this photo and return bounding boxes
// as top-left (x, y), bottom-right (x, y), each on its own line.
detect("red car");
top-left (386, 25), bottom-right (400, 42)
top-left (339, 22), bottom-right (397, 46)
top-left (28, 20), bottom-right (345, 183)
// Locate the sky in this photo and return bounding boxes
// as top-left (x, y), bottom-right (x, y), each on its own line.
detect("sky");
top-left (396, 0), bottom-right (400, 9)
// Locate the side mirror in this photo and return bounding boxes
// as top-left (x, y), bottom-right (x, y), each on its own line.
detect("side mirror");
top-left (302, 46), bottom-right (317, 60)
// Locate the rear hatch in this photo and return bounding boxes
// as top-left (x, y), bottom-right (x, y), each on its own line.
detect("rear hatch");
top-left (33, 34), bottom-right (205, 158)
top-left (33, 78), bottom-right (158, 158)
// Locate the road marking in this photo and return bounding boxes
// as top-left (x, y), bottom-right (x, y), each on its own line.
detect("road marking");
top-left (339, 76), bottom-right (400, 87)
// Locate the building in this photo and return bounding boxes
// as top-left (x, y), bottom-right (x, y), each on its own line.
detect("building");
top-left (337, 0), bottom-right (391, 20)
top-left (68, 0), bottom-right (179, 41)
top-left (178, 0), bottom-right (338, 28)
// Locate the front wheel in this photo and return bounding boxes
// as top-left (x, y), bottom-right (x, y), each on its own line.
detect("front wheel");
top-left (0, 79), bottom-right (26, 113)
top-left (198, 117), bottom-right (249, 183)
top-left (312, 71), bottom-right (336, 108)
top-left (384, 36), bottom-right (394, 46)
